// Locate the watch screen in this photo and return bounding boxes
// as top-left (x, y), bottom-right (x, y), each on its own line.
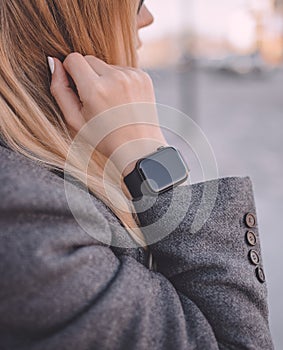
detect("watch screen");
top-left (138, 147), bottom-right (188, 193)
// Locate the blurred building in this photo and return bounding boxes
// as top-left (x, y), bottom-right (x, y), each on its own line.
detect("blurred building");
top-left (139, 0), bottom-right (283, 69)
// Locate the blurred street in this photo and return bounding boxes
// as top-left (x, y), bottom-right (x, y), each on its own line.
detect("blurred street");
top-left (149, 65), bottom-right (283, 349)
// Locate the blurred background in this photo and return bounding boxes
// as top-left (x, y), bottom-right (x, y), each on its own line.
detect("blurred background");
top-left (138, 0), bottom-right (283, 348)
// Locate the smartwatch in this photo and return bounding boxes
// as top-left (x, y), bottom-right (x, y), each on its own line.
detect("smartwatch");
top-left (123, 146), bottom-right (189, 200)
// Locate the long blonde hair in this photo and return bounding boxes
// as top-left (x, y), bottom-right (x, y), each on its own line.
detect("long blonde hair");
top-left (0, 0), bottom-right (147, 247)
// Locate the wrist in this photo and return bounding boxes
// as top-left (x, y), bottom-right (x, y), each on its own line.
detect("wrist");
top-left (108, 140), bottom-right (169, 178)
top-left (122, 160), bottom-right (139, 179)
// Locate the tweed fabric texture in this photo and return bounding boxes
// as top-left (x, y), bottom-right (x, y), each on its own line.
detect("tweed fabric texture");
top-left (0, 143), bottom-right (274, 350)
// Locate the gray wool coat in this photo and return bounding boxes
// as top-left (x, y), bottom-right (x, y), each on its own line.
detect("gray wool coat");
top-left (0, 140), bottom-right (274, 350)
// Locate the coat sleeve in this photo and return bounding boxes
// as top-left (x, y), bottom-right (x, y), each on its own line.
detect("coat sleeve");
top-left (0, 148), bottom-right (274, 350)
top-left (134, 176), bottom-right (274, 350)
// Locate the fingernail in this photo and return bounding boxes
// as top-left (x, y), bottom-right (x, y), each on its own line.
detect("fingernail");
top-left (47, 56), bottom-right (55, 74)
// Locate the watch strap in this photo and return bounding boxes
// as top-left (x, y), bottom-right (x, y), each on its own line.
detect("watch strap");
top-left (123, 166), bottom-right (144, 200)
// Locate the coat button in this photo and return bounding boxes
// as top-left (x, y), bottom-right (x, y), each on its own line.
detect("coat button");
top-left (147, 251), bottom-right (153, 270)
top-left (246, 230), bottom-right (257, 246)
top-left (245, 213), bottom-right (256, 228)
top-left (255, 267), bottom-right (266, 283)
top-left (248, 249), bottom-right (260, 265)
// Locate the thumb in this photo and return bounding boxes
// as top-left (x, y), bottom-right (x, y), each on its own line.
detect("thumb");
top-left (47, 56), bottom-right (84, 132)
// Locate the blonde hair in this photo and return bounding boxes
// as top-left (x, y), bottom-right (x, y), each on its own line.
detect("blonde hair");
top-left (0, 0), bottom-right (147, 247)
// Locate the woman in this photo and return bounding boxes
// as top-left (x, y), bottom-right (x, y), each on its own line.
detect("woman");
top-left (0, 1), bottom-right (274, 349)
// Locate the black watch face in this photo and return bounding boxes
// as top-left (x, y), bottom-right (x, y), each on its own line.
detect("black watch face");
top-left (138, 147), bottom-right (188, 193)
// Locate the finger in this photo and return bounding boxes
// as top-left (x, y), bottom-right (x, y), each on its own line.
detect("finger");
top-left (49, 57), bottom-right (85, 132)
top-left (84, 55), bottom-right (116, 76)
top-left (63, 52), bottom-right (99, 98)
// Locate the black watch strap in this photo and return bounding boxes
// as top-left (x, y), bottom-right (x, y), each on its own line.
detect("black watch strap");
top-left (124, 166), bottom-right (144, 200)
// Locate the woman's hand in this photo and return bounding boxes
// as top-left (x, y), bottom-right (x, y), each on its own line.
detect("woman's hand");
top-left (48, 53), bottom-right (168, 177)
